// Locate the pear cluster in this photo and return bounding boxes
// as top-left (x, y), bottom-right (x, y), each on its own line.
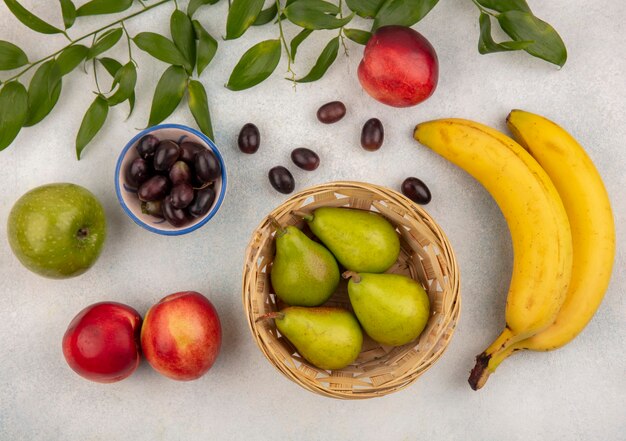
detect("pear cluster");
top-left (265, 207), bottom-right (431, 371)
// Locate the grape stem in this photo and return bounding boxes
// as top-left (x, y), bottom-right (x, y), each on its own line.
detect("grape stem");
top-left (1, 0), bottom-right (173, 84)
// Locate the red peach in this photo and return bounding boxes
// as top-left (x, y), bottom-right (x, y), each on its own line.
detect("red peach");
top-left (62, 302), bottom-right (142, 383)
top-left (357, 25), bottom-right (439, 107)
top-left (141, 291), bottom-right (221, 381)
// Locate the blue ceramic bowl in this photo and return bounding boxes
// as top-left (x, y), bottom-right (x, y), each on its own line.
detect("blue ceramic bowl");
top-left (115, 124), bottom-right (227, 235)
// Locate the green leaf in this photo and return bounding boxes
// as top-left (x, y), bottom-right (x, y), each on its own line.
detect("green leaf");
top-left (127, 90), bottom-right (136, 118)
top-left (87, 28), bottom-right (123, 60)
top-left (476, 0), bottom-right (530, 13)
top-left (289, 29), bottom-right (312, 61)
top-left (98, 57), bottom-right (123, 76)
top-left (0, 41), bottom-right (28, 70)
top-left (345, 0), bottom-right (385, 18)
top-left (98, 58), bottom-right (135, 117)
top-left (188, 0), bottom-right (220, 17)
top-left (24, 60), bottom-right (62, 127)
top-left (497, 10), bottom-right (567, 66)
top-left (56, 44), bottom-right (88, 75)
top-left (107, 62), bottom-right (136, 106)
top-left (171, 10), bottom-right (196, 73)
top-left (295, 36), bottom-right (339, 83)
top-left (343, 28), bottom-right (372, 45)
top-left (253, 3), bottom-right (278, 26)
top-left (478, 13), bottom-right (531, 54)
top-left (285, 1), bottom-right (353, 30)
top-left (373, 0), bottom-right (439, 30)
top-left (193, 20), bottom-right (217, 76)
top-left (133, 32), bottom-right (190, 70)
top-left (226, 39), bottom-right (281, 91)
top-left (225, 0), bottom-right (265, 40)
top-left (148, 65), bottom-right (188, 126)
top-left (76, 0), bottom-right (132, 16)
top-left (0, 81), bottom-right (28, 151)
top-left (76, 95), bottom-right (108, 159)
top-left (187, 80), bottom-right (214, 140)
top-left (59, 0), bottom-right (76, 28)
top-left (4, 0), bottom-right (65, 34)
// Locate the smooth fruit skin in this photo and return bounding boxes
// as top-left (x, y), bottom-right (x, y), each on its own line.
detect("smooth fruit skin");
top-left (62, 302), bottom-right (142, 383)
top-left (493, 111), bottom-right (615, 354)
top-left (273, 306), bottom-right (363, 370)
top-left (271, 226), bottom-right (340, 307)
top-left (303, 207), bottom-right (400, 273)
top-left (358, 26), bottom-right (438, 108)
top-left (413, 119), bottom-right (573, 390)
top-left (346, 272), bottom-right (430, 346)
top-left (7, 183), bottom-right (106, 278)
top-left (141, 291), bottom-right (221, 381)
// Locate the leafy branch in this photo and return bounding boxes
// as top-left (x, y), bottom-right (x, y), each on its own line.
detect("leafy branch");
top-left (0, 0), bottom-right (567, 159)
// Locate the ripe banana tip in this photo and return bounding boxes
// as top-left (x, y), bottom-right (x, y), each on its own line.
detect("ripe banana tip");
top-left (468, 354), bottom-right (491, 391)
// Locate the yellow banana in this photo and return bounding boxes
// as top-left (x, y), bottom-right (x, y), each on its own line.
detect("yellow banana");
top-left (413, 119), bottom-right (573, 390)
top-left (504, 110), bottom-right (616, 351)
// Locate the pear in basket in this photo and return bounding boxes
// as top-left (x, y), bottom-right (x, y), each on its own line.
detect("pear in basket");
top-left (344, 271), bottom-right (430, 346)
top-left (294, 207), bottom-right (400, 273)
top-left (270, 221), bottom-right (340, 307)
top-left (257, 306), bottom-right (363, 370)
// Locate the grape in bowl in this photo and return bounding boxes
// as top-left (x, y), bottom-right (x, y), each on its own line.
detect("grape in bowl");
top-left (115, 124), bottom-right (227, 235)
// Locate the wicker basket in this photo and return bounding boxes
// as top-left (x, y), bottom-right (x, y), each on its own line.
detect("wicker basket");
top-left (242, 182), bottom-right (460, 399)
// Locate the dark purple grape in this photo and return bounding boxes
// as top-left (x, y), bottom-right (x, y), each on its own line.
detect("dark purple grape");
top-left (153, 140), bottom-right (180, 171)
top-left (170, 183), bottom-right (194, 209)
top-left (162, 196), bottom-right (189, 227)
top-left (188, 187), bottom-right (216, 217)
top-left (135, 135), bottom-right (159, 159)
top-left (179, 141), bottom-right (203, 163)
top-left (361, 118), bottom-right (384, 151)
top-left (126, 157), bottom-right (152, 188)
top-left (238, 123), bottom-right (260, 154)
top-left (401, 177), bottom-right (431, 205)
top-left (317, 101), bottom-right (346, 124)
top-left (194, 149), bottom-right (221, 184)
top-left (138, 175), bottom-right (170, 202)
top-left (169, 161), bottom-right (191, 185)
top-left (141, 200), bottom-right (164, 218)
top-left (291, 148), bottom-right (320, 171)
top-left (268, 166), bottom-right (295, 194)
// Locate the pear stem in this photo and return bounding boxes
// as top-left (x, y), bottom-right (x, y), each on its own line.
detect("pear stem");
top-left (255, 311), bottom-right (285, 323)
top-left (292, 210), bottom-right (314, 222)
top-left (268, 216), bottom-right (286, 237)
top-left (342, 271), bottom-right (361, 283)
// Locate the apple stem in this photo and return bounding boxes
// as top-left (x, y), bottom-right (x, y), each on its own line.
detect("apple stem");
top-left (292, 210), bottom-right (314, 222)
top-left (342, 271), bottom-right (361, 283)
top-left (76, 228), bottom-right (89, 239)
top-left (255, 311), bottom-right (285, 323)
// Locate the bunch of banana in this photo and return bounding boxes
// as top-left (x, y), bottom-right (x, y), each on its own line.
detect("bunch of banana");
top-left (413, 110), bottom-right (615, 390)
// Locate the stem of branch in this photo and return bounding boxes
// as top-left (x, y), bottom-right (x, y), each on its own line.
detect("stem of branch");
top-left (1, 0), bottom-right (173, 84)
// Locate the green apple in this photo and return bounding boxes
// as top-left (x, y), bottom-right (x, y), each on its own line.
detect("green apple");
top-left (7, 183), bottom-right (106, 279)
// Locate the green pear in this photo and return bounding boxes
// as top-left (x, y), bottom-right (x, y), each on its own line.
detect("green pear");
top-left (271, 225), bottom-right (340, 306)
top-left (264, 306), bottom-right (363, 370)
top-left (344, 272), bottom-right (430, 346)
top-left (297, 207), bottom-right (400, 273)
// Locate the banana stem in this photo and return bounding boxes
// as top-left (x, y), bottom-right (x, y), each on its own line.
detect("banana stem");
top-left (468, 328), bottom-right (524, 390)
top-left (255, 311), bottom-right (285, 323)
top-left (292, 210), bottom-right (313, 222)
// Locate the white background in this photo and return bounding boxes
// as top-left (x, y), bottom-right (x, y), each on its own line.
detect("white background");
top-left (1, 1), bottom-right (624, 440)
